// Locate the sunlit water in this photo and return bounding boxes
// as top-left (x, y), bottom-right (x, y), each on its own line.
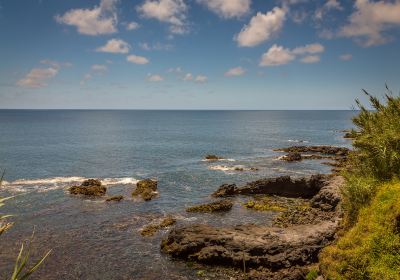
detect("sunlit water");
top-left (0, 110), bottom-right (355, 279)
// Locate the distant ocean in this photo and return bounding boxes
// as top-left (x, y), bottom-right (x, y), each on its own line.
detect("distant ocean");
top-left (0, 110), bottom-right (355, 279)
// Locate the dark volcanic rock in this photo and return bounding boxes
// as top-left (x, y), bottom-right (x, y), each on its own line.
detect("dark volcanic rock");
top-left (132, 179), bottom-right (158, 201)
top-left (282, 152), bottom-right (302, 162)
top-left (238, 175), bottom-right (327, 198)
top-left (69, 179), bottom-right (106, 196)
top-left (106, 195), bottom-right (124, 202)
top-left (141, 216), bottom-right (177, 237)
top-left (204, 154), bottom-right (223, 160)
top-left (186, 199), bottom-right (233, 213)
top-left (161, 221), bottom-right (338, 269)
top-left (275, 145), bottom-right (350, 156)
top-left (212, 184), bottom-right (237, 197)
top-left (311, 176), bottom-right (343, 211)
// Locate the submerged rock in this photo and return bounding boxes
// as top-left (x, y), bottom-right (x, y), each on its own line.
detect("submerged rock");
top-left (69, 179), bottom-right (106, 196)
top-left (132, 179), bottom-right (158, 201)
top-left (204, 154), bottom-right (223, 160)
top-left (141, 216), bottom-right (176, 237)
top-left (282, 152), bottom-right (302, 162)
top-left (186, 199), bottom-right (233, 213)
top-left (106, 195), bottom-right (124, 202)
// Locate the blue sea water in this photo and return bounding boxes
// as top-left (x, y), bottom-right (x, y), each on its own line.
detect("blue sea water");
top-left (0, 110), bottom-right (355, 279)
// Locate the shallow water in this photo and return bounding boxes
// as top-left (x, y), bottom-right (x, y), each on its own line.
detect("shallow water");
top-left (0, 110), bottom-right (354, 279)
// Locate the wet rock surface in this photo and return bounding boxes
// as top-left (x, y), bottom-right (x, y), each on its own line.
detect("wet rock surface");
top-left (132, 179), bottom-right (158, 201)
top-left (186, 199), bottom-right (233, 213)
top-left (69, 179), bottom-right (106, 196)
top-left (204, 154), bottom-right (224, 160)
top-left (162, 176), bottom-right (344, 279)
top-left (141, 216), bottom-right (177, 237)
top-left (281, 152), bottom-right (302, 162)
top-left (275, 145), bottom-right (350, 156)
top-left (105, 195), bottom-right (124, 202)
top-left (212, 175), bottom-right (328, 198)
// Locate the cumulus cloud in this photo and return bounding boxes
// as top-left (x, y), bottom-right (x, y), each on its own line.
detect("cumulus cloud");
top-left (224, 66), bottom-right (246, 77)
top-left (194, 75), bottom-right (207, 83)
top-left (96, 39), bottom-right (130, 54)
top-left (259, 45), bottom-right (295, 66)
top-left (137, 0), bottom-right (188, 34)
top-left (55, 0), bottom-right (118, 36)
top-left (259, 43), bottom-right (324, 66)
top-left (183, 73), bottom-right (193, 81)
top-left (139, 42), bottom-right (173, 51)
top-left (235, 7), bottom-right (285, 47)
top-left (17, 67), bottom-right (59, 88)
top-left (291, 43), bottom-right (325, 55)
top-left (339, 0), bottom-right (400, 47)
top-left (126, 21), bottom-right (140, 30)
top-left (197, 0), bottom-right (250, 19)
top-left (300, 55), bottom-right (320, 63)
top-left (315, 0), bottom-right (343, 21)
top-left (127, 54), bottom-right (150, 64)
top-left (339, 53), bottom-right (352, 61)
top-left (147, 74), bottom-right (164, 82)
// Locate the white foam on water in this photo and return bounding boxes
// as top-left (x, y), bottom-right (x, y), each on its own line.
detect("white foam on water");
top-left (287, 139), bottom-right (309, 143)
top-left (201, 158), bottom-right (235, 162)
top-left (208, 165), bottom-right (255, 172)
top-left (1, 176), bottom-right (138, 194)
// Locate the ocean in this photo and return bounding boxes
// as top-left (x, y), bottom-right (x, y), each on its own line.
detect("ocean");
top-left (0, 110), bottom-right (355, 279)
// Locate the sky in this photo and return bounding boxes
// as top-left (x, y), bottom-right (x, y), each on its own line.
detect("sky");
top-left (0, 0), bottom-right (400, 109)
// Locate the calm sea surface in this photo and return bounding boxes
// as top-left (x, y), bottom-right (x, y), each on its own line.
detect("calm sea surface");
top-left (0, 110), bottom-right (355, 279)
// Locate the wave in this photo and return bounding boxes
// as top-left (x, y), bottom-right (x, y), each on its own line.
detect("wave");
top-left (201, 158), bottom-right (236, 162)
top-left (287, 139), bottom-right (309, 143)
top-left (208, 165), bottom-right (257, 172)
top-left (1, 176), bottom-right (138, 193)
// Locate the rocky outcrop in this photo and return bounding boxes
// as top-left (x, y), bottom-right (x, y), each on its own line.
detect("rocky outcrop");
top-left (162, 176), bottom-right (344, 279)
top-left (132, 179), bottom-right (158, 201)
top-left (186, 199), bottom-right (233, 213)
top-left (141, 216), bottom-right (176, 237)
top-left (281, 152), bottom-right (302, 162)
top-left (106, 195), bottom-right (124, 202)
top-left (275, 146), bottom-right (349, 156)
top-left (69, 179), bottom-right (106, 196)
top-left (212, 175), bottom-right (327, 199)
top-left (204, 155), bottom-right (224, 160)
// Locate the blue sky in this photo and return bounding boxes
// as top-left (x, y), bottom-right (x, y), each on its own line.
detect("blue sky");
top-left (0, 0), bottom-right (400, 109)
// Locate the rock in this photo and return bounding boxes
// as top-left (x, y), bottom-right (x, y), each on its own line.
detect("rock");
top-left (161, 221), bottom-right (338, 269)
top-left (132, 179), bottom-right (158, 201)
top-left (240, 175), bottom-right (327, 198)
top-left (282, 152), bottom-right (302, 162)
top-left (310, 176), bottom-right (343, 211)
top-left (204, 155), bottom-right (223, 160)
top-left (212, 184), bottom-right (237, 197)
top-left (106, 195), bottom-right (124, 202)
top-left (141, 216), bottom-right (176, 237)
top-left (69, 179), bottom-right (106, 196)
top-left (275, 146), bottom-right (350, 156)
top-left (186, 199), bottom-right (233, 213)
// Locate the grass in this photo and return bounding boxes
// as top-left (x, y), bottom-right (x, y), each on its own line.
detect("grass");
top-left (319, 86), bottom-right (400, 279)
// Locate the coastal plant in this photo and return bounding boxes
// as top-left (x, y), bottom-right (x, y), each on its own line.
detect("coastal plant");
top-left (0, 171), bottom-right (52, 279)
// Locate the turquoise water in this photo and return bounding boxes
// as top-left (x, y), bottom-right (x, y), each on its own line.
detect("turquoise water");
top-left (0, 110), bottom-right (354, 279)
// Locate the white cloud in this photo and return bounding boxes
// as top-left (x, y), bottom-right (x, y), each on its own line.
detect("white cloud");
top-left (126, 21), bottom-right (140, 30)
top-left (96, 39), bottom-right (130, 54)
top-left (183, 73), bottom-right (193, 81)
top-left (315, 0), bottom-right (343, 21)
top-left (194, 75), bottom-right (207, 83)
top-left (300, 55), bottom-right (320, 63)
top-left (147, 74), bottom-right (164, 82)
top-left (339, 53), bottom-right (352, 61)
top-left (197, 0), bottom-right (250, 19)
top-left (17, 67), bottom-right (59, 88)
top-left (340, 0), bottom-right (400, 47)
top-left (126, 54), bottom-right (150, 65)
top-left (224, 66), bottom-right (246, 77)
top-left (235, 7), bottom-right (285, 47)
top-left (292, 43), bottom-right (325, 55)
top-left (139, 42), bottom-right (173, 51)
top-left (259, 45), bottom-right (295, 66)
top-left (91, 64), bottom-right (108, 72)
top-left (55, 0), bottom-right (118, 36)
top-left (259, 43), bottom-right (324, 66)
top-left (137, 0), bottom-right (188, 34)
top-left (168, 67), bottom-right (182, 73)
